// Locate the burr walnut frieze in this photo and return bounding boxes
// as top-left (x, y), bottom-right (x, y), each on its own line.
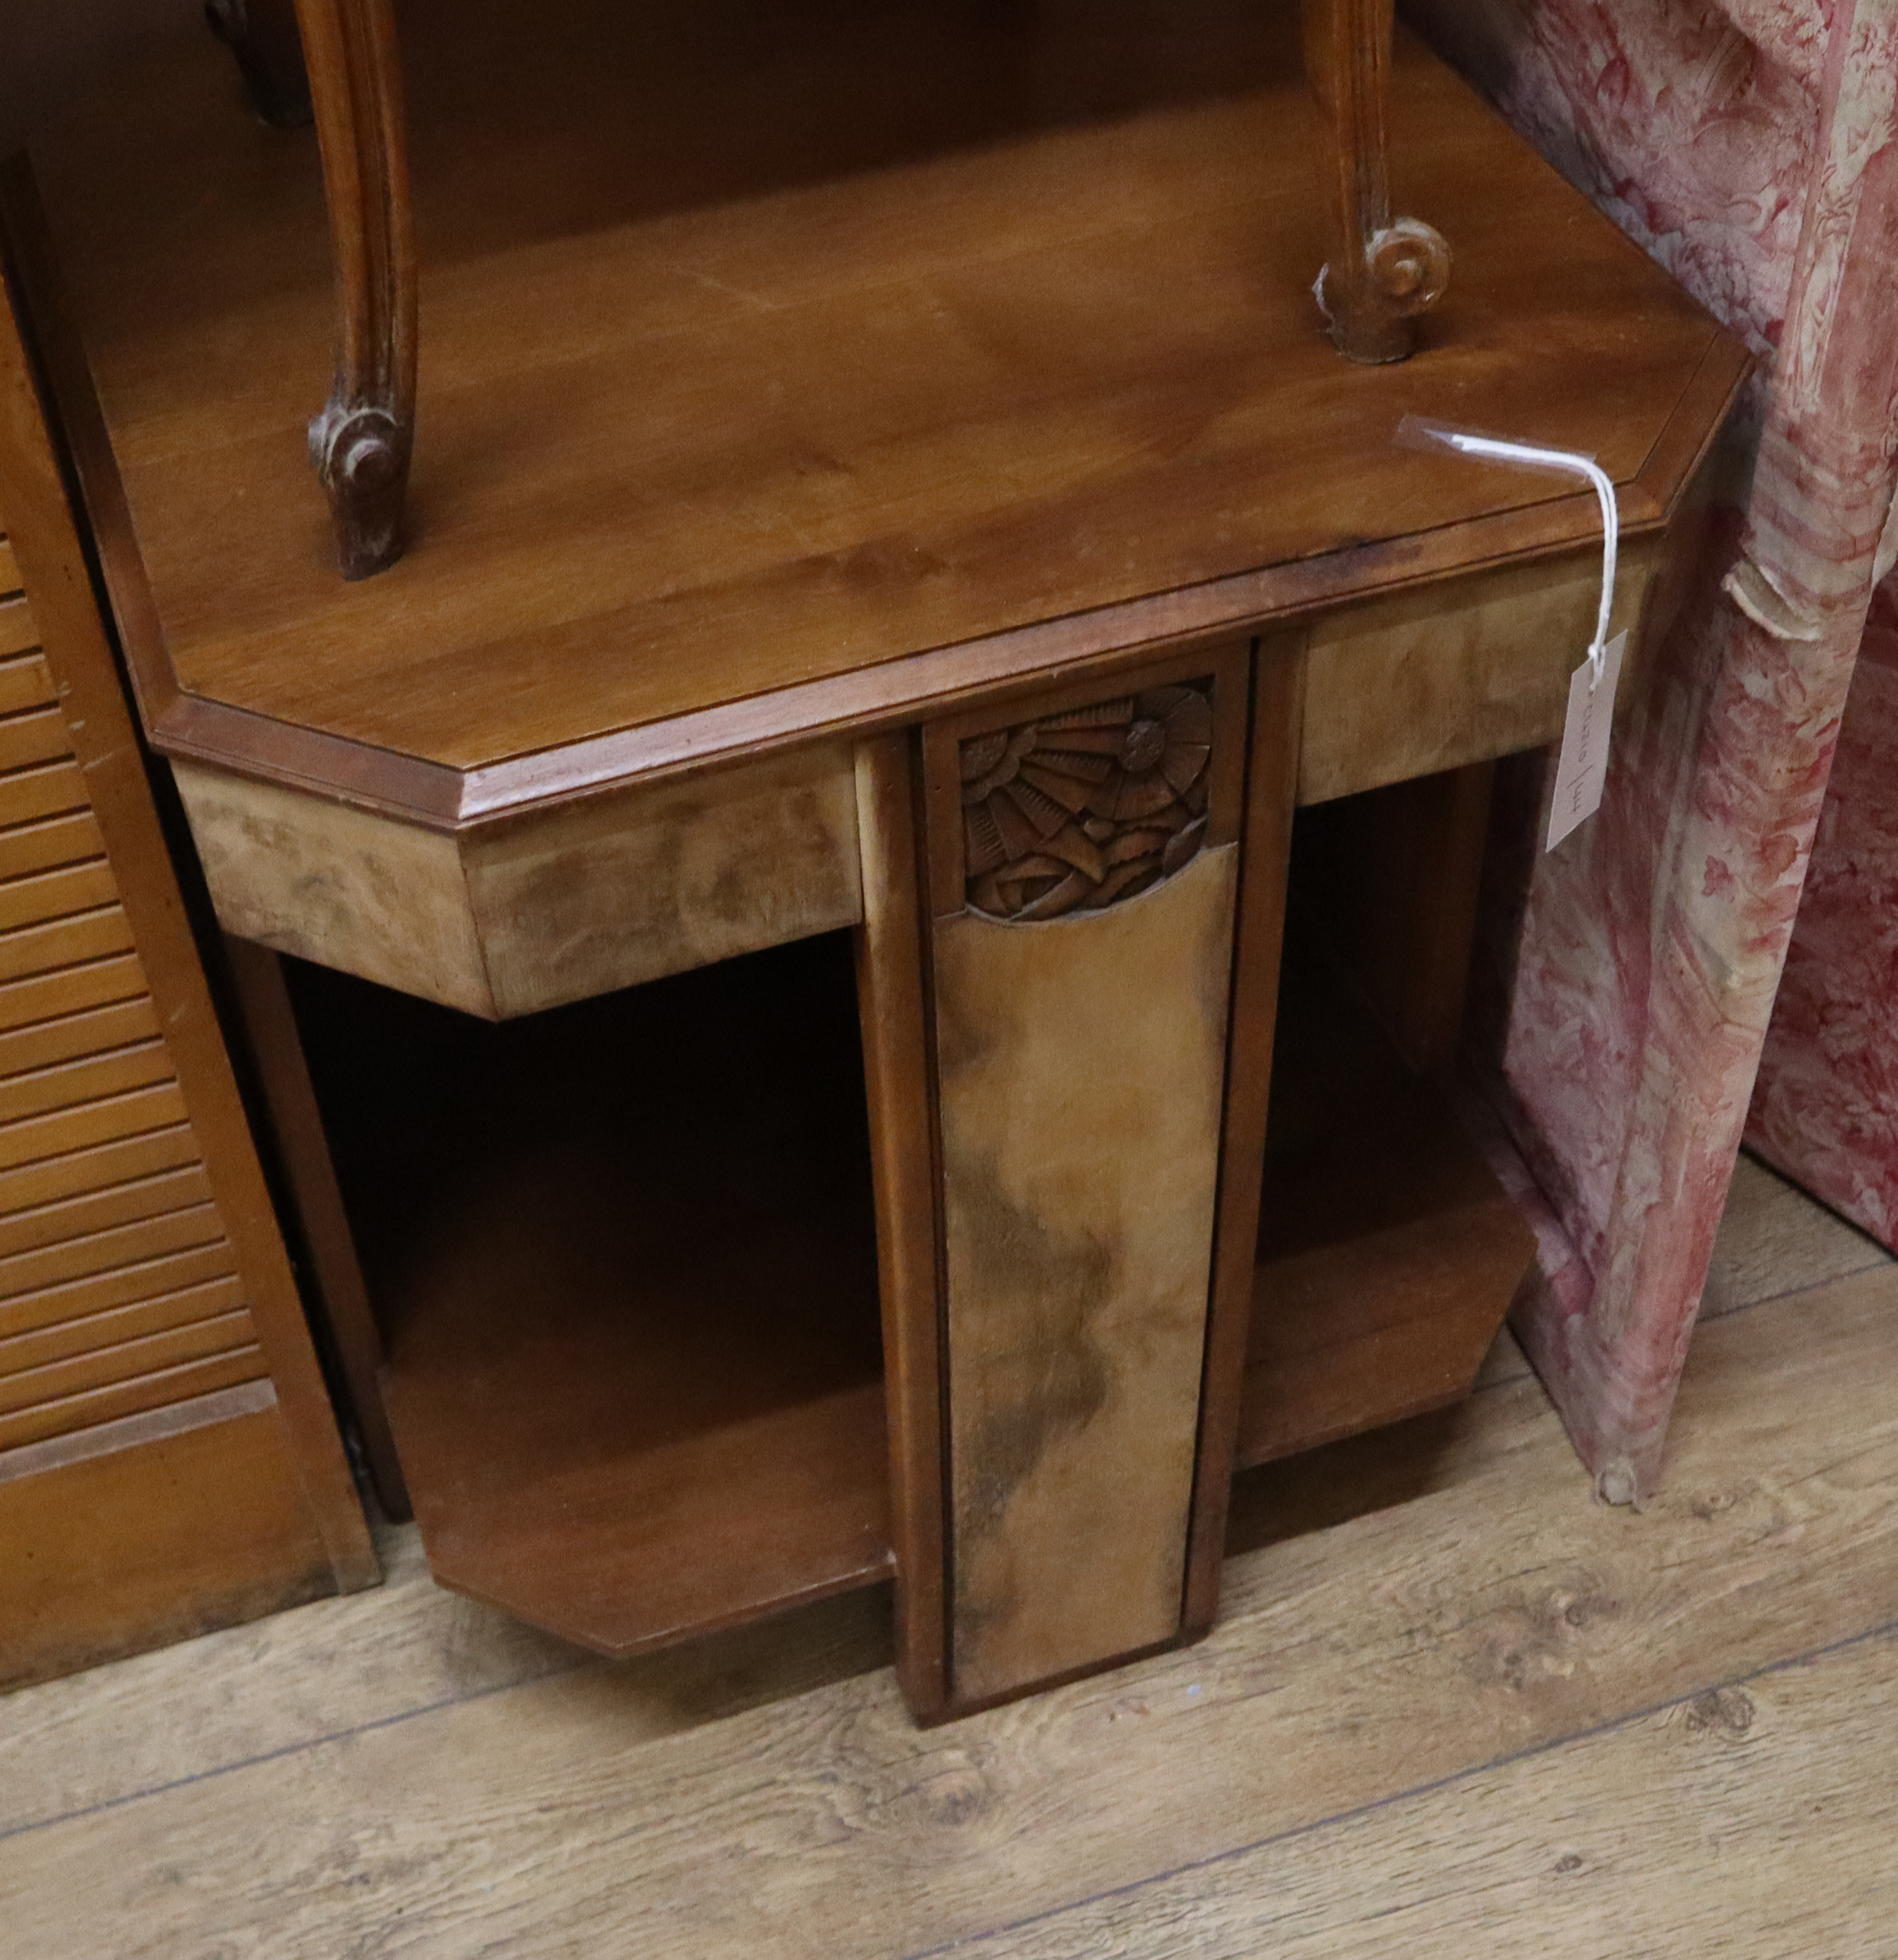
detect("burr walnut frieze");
top-left (959, 684), bottom-right (1215, 922)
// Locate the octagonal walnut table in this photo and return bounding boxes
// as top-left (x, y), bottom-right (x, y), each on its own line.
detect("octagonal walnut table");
top-left (7, 0), bottom-right (1744, 1719)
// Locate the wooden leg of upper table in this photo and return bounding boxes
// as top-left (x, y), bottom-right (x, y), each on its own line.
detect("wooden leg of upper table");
top-left (291, 0), bottom-right (415, 579)
top-left (1303, 0), bottom-right (1452, 363)
top-left (206, 0), bottom-right (314, 129)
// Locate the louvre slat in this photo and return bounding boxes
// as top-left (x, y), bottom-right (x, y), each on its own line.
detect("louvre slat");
top-left (0, 952), bottom-right (147, 1033)
top-left (0, 1162), bottom-right (213, 1262)
top-left (0, 1040), bottom-right (173, 1129)
top-left (0, 1201), bottom-right (227, 1305)
top-left (0, 707), bottom-right (72, 777)
top-left (0, 1080), bottom-right (190, 1174)
top-left (0, 813), bottom-right (107, 885)
top-left (0, 905), bottom-right (136, 984)
top-left (0, 860), bottom-right (119, 936)
top-left (0, 760), bottom-right (89, 834)
top-left (0, 595), bottom-right (35, 659)
top-left (0, 653), bottom-right (56, 720)
top-left (0, 998), bottom-right (162, 1084)
top-left (0, 1237), bottom-right (234, 1341)
top-left (0, 1341), bottom-right (265, 1452)
top-left (0, 1123), bottom-right (199, 1217)
top-left (0, 1276), bottom-right (248, 1381)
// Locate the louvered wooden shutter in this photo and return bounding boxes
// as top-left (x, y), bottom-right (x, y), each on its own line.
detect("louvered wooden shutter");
top-left (0, 209), bottom-right (374, 1688)
top-left (0, 544), bottom-right (267, 1452)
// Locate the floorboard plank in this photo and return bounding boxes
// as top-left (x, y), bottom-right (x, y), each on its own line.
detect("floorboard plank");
top-left (4, 1260), bottom-right (1895, 1959)
top-left (979, 1622), bottom-right (1898, 1959)
top-left (0, 1525), bottom-right (889, 1838)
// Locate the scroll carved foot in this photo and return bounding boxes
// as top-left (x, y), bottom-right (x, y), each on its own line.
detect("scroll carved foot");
top-left (1304, 0), bottom-right (1452, 364)
top-left (1315, 215), bottom-right (1453, 365)
top-left (309, 396), bottom-right (410, 580)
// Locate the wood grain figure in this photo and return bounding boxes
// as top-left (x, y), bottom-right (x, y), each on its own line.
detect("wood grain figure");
top-left (934, 849), bottom-right (1236, 1702)
top-left (1299, 538), bottom-right (1663, 805)
top-left (923, 647), bottom-right (1247, 1705)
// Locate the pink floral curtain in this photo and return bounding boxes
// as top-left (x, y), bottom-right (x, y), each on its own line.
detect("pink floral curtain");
top-left (1404, 0), bottom-right (1898, 1497)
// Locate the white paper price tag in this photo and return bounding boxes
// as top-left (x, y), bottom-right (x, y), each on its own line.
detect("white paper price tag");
top-left (1546, 628), bottom-right (1625, 851)
top-left (1398, 417), bottom-right (1623, 853)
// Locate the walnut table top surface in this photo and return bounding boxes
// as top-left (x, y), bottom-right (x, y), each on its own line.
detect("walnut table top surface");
top-left (26, 0), bottom-right (1744, 827)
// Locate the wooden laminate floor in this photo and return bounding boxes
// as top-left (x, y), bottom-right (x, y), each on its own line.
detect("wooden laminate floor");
top-left (2, 1151), bottom-right (1894, 1957)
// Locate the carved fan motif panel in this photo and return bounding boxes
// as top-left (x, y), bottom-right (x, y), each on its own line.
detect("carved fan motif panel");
top-left (958, 682), bottom-right (1215, 921)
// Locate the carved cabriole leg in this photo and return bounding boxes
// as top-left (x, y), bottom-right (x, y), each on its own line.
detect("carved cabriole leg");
top-left (292, 0), bottom-right (416, 579)
top-left (206, 0), bottom-right (314, 129)
top-left (1303, 0), bottom-right (1451, 363)
top-left (920, 645), bottom-right (1249, 1709)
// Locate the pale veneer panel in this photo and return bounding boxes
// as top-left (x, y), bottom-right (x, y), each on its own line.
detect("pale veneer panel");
top-left (170, 763), bottom-right (494, 1017)
top-left (177, 744), bottom-right (866, 1017)
top-left (936, 845), bottom-right (1236, 1703)
top-left (465, 742), bottom-right (864, 1017)
top-left (1299, 536), bottom-right (1662, 804)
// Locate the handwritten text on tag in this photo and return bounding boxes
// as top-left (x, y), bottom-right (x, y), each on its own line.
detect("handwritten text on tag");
top-left (1547, 630), bottom-right (1625, 851)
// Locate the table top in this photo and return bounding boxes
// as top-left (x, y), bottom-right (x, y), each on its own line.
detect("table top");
top-left (27, 0), bottom-right (1744, 826)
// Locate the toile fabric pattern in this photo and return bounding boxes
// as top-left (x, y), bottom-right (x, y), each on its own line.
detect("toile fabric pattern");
top-left (1747, 573), bottom-right (1898, 1249)
top-left (1404, 0), bottom-right (1898, 1499)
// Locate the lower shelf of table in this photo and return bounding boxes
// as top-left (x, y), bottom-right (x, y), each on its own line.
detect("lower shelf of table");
top-left (287, 932), bottom-right (893, 1655)
top-left (1236, 911), bottom-right (1537, 1471)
